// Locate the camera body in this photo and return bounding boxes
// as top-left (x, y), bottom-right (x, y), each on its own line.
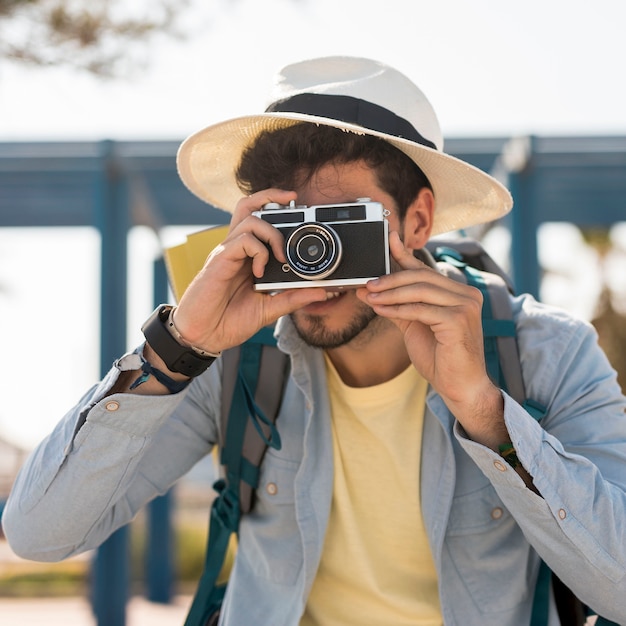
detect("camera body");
top-left (252, 199), bottom-right (390, 291)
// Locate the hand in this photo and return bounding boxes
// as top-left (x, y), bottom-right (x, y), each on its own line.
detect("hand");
top-left (358, 231), bottom-right (506, 446)
top-left (171, 189), bottom-right (328, 354)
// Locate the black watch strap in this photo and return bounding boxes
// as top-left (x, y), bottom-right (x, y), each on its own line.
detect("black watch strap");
top-left (141, 305), bottom-right (216, 377)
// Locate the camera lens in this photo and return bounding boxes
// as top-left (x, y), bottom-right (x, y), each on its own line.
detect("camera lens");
top-left (297, 234), bottom-right (326, 264)
top-left (286, 223), bottom-right (342, 280)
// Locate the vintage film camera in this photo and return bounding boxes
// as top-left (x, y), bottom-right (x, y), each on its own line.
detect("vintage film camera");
top-left (252, 199), bottom-right (390, 291)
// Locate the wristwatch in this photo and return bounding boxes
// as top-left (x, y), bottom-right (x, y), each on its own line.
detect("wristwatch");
top-left (141, 304), bottom-right (217, 377)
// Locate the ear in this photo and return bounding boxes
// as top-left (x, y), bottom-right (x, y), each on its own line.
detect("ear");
top-left (402, 187), bottom-right (435, 250)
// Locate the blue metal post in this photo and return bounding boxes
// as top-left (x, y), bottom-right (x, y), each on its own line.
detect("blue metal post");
top-left (146, 490), bottom-right (175, 603)
top-left (507, 136), bottom-right (541, 299)
top-left (92, 139), bottom-right (131, 626)
top-left (146, 256), bottom-right (175, 603)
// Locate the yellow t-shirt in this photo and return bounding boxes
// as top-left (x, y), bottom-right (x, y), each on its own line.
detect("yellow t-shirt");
top-left (301, 357), bottom-right (442, 626)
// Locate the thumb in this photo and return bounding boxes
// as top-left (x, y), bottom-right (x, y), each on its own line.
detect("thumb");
top-left (389, 231), bottom-right (423, 270)
top-left (263, 287), bottom-right (328, 322)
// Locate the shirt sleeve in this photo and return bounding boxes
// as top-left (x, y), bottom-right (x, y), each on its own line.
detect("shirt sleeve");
top-left (1, 348), bottom-right (223, 562)
top-left (455, 303), bottom-right (626, 622)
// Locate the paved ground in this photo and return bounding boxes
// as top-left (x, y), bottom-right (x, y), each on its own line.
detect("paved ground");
top-left (0, 594), bottom-right (192, 625)
top-left (0, 536), bottom-right (193, 625)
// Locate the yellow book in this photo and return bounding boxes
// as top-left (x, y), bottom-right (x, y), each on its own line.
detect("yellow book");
top-left (163, 225), bottom-right (229, 302)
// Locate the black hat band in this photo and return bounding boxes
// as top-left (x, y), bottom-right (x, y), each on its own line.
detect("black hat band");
top-left (265, 93), bottom-right (437, 150)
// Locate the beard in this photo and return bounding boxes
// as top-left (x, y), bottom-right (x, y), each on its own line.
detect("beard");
top-left (290, 300), bottom-right (380, 349)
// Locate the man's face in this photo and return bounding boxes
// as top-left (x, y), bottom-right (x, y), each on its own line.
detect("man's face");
top-left (288, 160), bottom-right (402, 349)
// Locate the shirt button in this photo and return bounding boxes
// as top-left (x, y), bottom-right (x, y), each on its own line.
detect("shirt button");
top-left (494, 460), bottom-right (508, 472)
top-left (105, 400), bottom-right (120, 412)
top-left (558, 508), bottom-right (567, 520)
top-left (491, 507), bottom-right (504, 520)
top-left (266, 482), bottom-right (278, 496)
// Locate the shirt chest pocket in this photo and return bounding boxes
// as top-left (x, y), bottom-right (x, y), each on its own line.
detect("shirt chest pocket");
top-left (237, 451), bottom-right (302, 585)
top-left (445, 485), bottom-right (533, 614)
top-left (447, 484), bottom-right (512, 536)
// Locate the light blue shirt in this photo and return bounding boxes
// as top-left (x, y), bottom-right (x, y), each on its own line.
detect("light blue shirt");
top-left (3, 294), bottom-right (626, 625)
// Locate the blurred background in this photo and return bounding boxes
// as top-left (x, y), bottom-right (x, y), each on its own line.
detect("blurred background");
top-left (0, 0), bottom-right (625, 624)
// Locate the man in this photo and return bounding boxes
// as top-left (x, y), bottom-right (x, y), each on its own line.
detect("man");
top-left (3, 57), bottom-right (626, 625)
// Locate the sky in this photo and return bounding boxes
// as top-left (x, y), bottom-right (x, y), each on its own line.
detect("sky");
top-left (0, 0), bottom-right (625, 449)
top-left (2, 0), bottom-right (626, 140)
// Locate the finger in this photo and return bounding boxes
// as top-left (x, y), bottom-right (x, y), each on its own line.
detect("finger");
top-left (368, 234), bottom-right (480, 300)
top-left (226, 216), bottom-right (288, 266)
top-left (368, 288), bottom-right (483, 339)
top-left (366, 266), bottom-right (480, 311)
top-left (389, 231), bottom-right (425, 271)
top-left (230, 189), bottom-right (298, 229)
top-left (371, 296), bottom-right (481, 330)
top-left (234, 231), bottom-right (274, 278)
top-left (262, 287), bottom-right (328, 321)
top-left (367, 273), bottom-right (482, 307)
top-left (362, 262), bottom-right (484, 327)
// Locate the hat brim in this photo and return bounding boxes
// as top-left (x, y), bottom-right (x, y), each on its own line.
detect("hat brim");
top-left (176, 113), bottom-right (512, 236)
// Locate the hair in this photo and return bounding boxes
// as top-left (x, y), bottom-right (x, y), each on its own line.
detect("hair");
top-left (235, 123), bottom-right (432, 221)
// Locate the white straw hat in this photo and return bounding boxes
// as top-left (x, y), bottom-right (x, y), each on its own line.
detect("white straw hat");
top-left (176, 56), bottom-right (512, 235)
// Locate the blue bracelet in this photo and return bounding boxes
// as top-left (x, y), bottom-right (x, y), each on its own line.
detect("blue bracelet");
top-left (130, 356), bottom-right (191, 394)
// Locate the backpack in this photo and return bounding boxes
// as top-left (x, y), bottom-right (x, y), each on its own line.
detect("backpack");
top-left (183, 237), bottom-right (617, 626)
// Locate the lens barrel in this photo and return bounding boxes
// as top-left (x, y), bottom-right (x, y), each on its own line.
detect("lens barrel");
top-left (286, 223), bottom-right (343, 280)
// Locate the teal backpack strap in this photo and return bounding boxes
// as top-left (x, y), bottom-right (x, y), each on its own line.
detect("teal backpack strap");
top-left (529, 564), bottom-right (621, 626)
top-left (220, 325), bottom-right (288, 514)
top-left (530, 560), bottom-right (552, 626)
top-left (184, 326), bottom-right (288, 626)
